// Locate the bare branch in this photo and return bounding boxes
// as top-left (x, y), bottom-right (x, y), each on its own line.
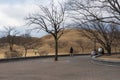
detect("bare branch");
top-left (26, 1), bottom-right (65, 61)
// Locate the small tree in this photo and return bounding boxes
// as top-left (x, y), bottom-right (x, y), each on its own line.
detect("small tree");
top-left (19, 33), bottom-right (32, 57)
top-left (26, 1), bottom-right (65, 61)
top-left (0, 37), bottom-right (7, 48)
top-left (16, 31), bottom-right (37, 57)
top-left (2, 26), bottom-right (19, 51)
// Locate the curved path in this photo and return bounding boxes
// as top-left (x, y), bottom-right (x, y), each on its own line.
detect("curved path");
top-left (0, 56), bottom-right (119, 80)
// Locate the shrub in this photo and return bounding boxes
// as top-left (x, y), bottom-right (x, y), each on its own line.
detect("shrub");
top-left (39, 51), bottom-right (48, 56)
top-left (4, 50), bottom-right (23, 58)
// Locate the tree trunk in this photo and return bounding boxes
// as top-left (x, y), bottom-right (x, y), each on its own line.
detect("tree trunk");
top-left (10, 44), bottom-right (13, 51)
top-left (80, 47), bottom-right (84, 53)
top-left (10, 46), bottom-right (12, 51)
top-left (81, 47), bottom-right (84, 53)
top-left (106, 46), bottom-right (111, 55)
top-left (54, 37), bottom-right (58, 61)
top-left (25, 48), bottom-right (27, 57)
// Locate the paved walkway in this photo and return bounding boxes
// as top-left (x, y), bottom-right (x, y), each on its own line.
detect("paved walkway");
top-left (0, 56), bottom-right (119, 80)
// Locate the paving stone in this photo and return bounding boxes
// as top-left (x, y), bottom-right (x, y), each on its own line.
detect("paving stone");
top-left (0, 56), bottom-right (119, 80)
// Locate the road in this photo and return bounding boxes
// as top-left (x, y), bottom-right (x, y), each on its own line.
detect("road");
top-left (0, 56), bottom-right (119, 80)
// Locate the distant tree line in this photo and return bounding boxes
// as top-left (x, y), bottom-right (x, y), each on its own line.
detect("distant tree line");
top-left (0, 26), bottom-right (40, 57)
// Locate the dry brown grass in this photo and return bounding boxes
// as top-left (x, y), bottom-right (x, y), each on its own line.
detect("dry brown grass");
top-left (37, 29), bottom-right (92, 54)
top-left (98, 54), bottom-right (120, 61)
top-left (0, 29), bottom-right (119, 59)
top-left (0, 29), bottom-right (92, 59)
top-left (100, 54), bottom-right (120, 59)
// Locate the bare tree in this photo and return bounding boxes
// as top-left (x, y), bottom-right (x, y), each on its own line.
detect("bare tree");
top-left (16, 30), bottom-right (40, 57)
top-left (67, 0), bottom-right (120, 55)
top-left (67, 0), bottom-right (120, 24)
top-left (0, 37), bottom-right (7, 48)
top-left (26, 1), bottom-right (65, 61)
top-left (80, 22), bottom-right (119, 55)
top-left (2, 26), bottom-right (19, 51)
top-left (66, 0), bottom-right (102, 24)
top-left (93, 0), bottom-right (120, 24)
top-left (18, 32), bottom-right (32, 57)
top-left (112, 29), bottom-right (120, 52)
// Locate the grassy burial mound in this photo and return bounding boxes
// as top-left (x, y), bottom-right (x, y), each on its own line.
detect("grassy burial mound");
top-left (38, 29), bottom-right (92, 55)
top-left (0, 29), bottom-right (97, 58)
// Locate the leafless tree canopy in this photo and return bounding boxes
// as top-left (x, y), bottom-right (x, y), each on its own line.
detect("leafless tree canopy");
top-left (26, 1), bottom-right (65, 61)
top-left (67, 0), bottom-right (120, 24)
top-left (67, 0), bottom-right (120, 54)
top-left (26, 2), bottom-right (65, 38)
top-left (1, 26), bottom-right (19, 51)
top-left (81, 22), bottom-right (119, 54)
top-left (18, 32), bottom-right (32, 57)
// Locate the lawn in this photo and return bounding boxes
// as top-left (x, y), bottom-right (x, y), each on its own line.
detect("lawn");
top-left (100, 53), bottom-right (120, 60)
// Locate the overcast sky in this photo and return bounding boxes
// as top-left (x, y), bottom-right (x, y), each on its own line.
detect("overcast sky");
top-left (0, 0), bottom-right (66, 37)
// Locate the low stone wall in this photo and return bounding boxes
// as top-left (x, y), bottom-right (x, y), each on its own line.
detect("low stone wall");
top-left (0, 54), bottom-right (90, 63)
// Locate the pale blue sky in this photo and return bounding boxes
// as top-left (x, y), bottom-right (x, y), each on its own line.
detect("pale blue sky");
top-left (0, 0), bottom-right (67, 37)
top-left (0, 0), bottom-right (26, 3)
top-left (0, 0), bottom-right (43, 4)
top-left (0, 0), bottom-right (52, 37)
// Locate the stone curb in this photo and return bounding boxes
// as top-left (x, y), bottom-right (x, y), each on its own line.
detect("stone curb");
top-left (0, 54), bottom-right (90, 63)
top-left (92, 57), bottom-right (120, 66)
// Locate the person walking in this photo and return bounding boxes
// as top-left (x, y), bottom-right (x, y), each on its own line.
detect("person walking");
top-left (70, 47), bottom-right (73, 56)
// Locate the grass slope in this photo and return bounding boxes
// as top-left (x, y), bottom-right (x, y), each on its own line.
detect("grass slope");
top-left (38, 29), bottom-right (92, 54)
top-left (0, 29), bottom-right (93, 58)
